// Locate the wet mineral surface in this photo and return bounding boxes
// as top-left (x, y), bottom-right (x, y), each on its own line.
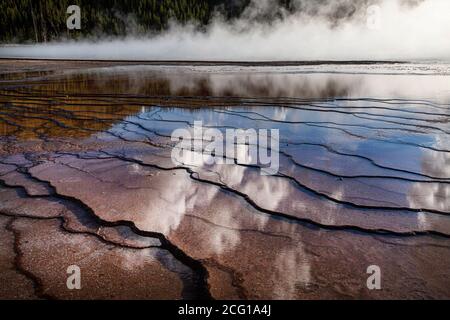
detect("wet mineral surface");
top-left (0, 59), bottom-right (449, 299)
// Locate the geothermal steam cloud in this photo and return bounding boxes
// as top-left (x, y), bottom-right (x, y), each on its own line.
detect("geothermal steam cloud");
top-left (0, 0), bottom-right (449, 61)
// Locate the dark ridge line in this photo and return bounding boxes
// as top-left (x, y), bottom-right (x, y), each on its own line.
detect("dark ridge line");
top-left (107, 125), bottom-right (166, 148)
top-left (202, 258), bottom-right (248, 300)
top-left (373, 235), bottom-right (450, 249)
top-left (0, 58), bottom-right (407, 66)
top-left (4, 86), bottom-right (450, 110)
top-left (278, 169), bottom-right (450, 216)
top-left (281, 151), bottom-right (450, 184)
top-left (4, 216), bottom-right (55, 300)
top-left (0, 172), bottom-right (213, 300)
top-left (283, 141), bottom-right (448, 180)
top-left (339, 194), bottom-right (400, 207)
top-left (3, 83), bottom-right (449, 109)
top-left (244, 98), bottom-right (450, 111)
top-left (0, 109), bottom-right (76, 131)
top-left (0, 116), bottom-right (23, 135)
top-left (218, 108), bottom-right (450, 136)
top-left (0, 103), bottom-right (169, 148)
top-left (352, 113), bottom-right (449, 134)
top-left (0, 98), bottom-right (137, 111)
top-left (54, 159), bottom-right (165, 193)
top-left (242, 96), bottom-right (450, 108)
top-left (280, 105), bottom-right (450, 133)
top-left (233, 99), bottom-right (450, 118)
top-left (302, 103), bottom-right (449, 117)
top-left (307, 122), bottom-right (450, 153)
top-left (185, 213), bottom-right (293, 240)
top-left (239, 99), bottom-right (450, 114)
top-left (212, 109), bottom-right (450, 153)
top-left (0, 109), bottom-right (164, 150)
top-left (59, 158), bottom-right (132, 177)
top-left (333, 97), bottom-right (450, 108)
top-left (2, 102), bottom-right (133, 122)
top-left (0, 167), bottom-right (17, 177)
top-left (62, 215), bottom-right (163, 250)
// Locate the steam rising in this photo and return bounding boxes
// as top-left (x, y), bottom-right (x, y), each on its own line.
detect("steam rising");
top-left (1, 0), bottom-right (449, 61)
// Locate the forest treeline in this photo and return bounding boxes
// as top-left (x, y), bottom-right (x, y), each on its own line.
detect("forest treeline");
top-left (0, 0), bottom-right (258, 43)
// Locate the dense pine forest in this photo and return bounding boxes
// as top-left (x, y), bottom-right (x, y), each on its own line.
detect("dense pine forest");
top-left (0, 0), bottom-right (257, 43)
top-left (0, 0), bottom-right (363, 43)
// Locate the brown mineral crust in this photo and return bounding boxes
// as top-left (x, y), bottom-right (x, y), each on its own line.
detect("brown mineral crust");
top-left (97, 225), bottom-right (161, 249)
top-left (0, 187), bottom-right (64, 219)
top-left (24, 154), bottom-right (450, 299)
top-left (0, 215), bottom-right (38, 299)
top-left (0, 170), bottom-right (53, 196)
top-left (10, 217), bottom-right (192, 299)
top-left (174, 214), bottom-right (450, 299)
top-left (0, 185), bottom-right (161, 252)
